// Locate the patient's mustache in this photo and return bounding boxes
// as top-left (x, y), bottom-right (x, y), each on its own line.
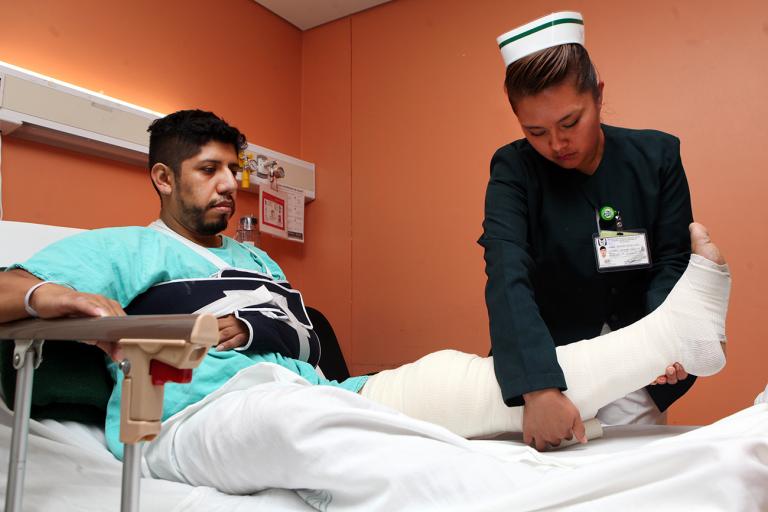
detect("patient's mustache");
top-left (208, 198), bottom-right (236, 211)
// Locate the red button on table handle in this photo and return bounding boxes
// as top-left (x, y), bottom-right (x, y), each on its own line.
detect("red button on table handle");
top-left (150, 359), bottom-right (193, 385)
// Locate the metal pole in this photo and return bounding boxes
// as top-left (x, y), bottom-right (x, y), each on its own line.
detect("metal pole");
top-left (121, 442), bottom-right (142, 512)
top-left (5, 350), bottom-right (35, 512)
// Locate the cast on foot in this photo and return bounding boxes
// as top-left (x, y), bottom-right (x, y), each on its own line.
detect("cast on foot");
top-left (663, 223), bottom-right (730, 377)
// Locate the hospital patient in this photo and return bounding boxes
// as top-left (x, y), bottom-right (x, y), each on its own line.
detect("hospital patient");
top-left (0, 110), bottom-right (730, 510)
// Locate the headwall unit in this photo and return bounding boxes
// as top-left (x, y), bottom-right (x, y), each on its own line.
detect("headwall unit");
top-left (0, 60), bottom-right (314, 200)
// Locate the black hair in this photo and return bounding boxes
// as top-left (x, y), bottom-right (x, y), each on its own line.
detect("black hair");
top-left (504, 44), bottom-right (599, 110)
top-left (147, 109), bottom-right (247, 180)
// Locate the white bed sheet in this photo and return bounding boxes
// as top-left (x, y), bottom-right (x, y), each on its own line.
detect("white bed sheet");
top-left (1, 399), bottom-right (766, 511)
top-left (467, 404), bottom-right (768, 511)
top-left (0, 401), bottom-right (311, 512)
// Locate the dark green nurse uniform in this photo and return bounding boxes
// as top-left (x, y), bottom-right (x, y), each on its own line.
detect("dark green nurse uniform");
top-left (479, 124), bottom-right (694, 412)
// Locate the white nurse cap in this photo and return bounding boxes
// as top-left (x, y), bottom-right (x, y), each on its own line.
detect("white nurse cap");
top-left (497, 11), bottom-right (585, 67)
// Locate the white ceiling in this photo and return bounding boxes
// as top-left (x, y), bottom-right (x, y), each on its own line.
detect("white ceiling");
top-left (254, 0), bottom-right (392, 30)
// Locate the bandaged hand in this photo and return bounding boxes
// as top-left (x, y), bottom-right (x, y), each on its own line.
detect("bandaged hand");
top-left (216, 314), bottom-right (249, 351)
top-left (651, 362), bottom-right (688, 385)
top-left (522, 388), bottom-right (587, 451)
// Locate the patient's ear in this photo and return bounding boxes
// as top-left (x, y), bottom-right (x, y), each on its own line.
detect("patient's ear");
top-left (151, 163), bottom-right (175, 196)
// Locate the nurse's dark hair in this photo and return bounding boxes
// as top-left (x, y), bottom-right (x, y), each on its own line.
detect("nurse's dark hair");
top-left (147, 109), bottom-right (247, 174)
top-left (504, 44), bottom-right (599, 110)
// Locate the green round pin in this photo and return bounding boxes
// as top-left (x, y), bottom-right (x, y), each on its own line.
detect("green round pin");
top-left (599, 206), bottom-right (616, 221)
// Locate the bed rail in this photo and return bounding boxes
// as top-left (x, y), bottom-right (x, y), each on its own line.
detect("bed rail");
top-left (0, 314), bottom-right (218, 512)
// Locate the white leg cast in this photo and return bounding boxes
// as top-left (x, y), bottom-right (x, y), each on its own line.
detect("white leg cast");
top-left (361, 349), bottom-right (512, 438)
top-left (361, 255), bottom-right (730, 436)
top-left (561, 254), bottom-right (729, 418)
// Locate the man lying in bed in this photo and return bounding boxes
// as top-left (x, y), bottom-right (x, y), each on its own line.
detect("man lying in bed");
top-left (0, 109), bottom-right (731, 510)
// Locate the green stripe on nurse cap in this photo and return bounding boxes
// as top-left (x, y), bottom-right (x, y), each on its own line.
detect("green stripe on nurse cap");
top-left (497, 11), bottom-right (584, 67)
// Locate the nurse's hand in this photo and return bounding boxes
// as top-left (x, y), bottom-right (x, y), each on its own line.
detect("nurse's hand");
top-left (216, 314), bottom-right (249, 351)
top-left (522, 388), bottom-right (587, 451)
top-left (651, 363), bottom-right (688, 385)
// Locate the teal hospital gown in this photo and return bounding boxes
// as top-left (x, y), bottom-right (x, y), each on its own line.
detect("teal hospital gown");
top-left (11, 227), bottom-right (368, 459)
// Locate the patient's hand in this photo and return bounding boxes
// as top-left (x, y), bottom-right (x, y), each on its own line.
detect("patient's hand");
top-left (651, 362), bottom-right (688, 385)
top-left (31, 284), bottom-right (125, 320)
top-left (216, 314), bottom-right (249, 351)
top-left (522, 388), bottom-right (587, 451)
top-left (31, 284), bottom-right (126, 360)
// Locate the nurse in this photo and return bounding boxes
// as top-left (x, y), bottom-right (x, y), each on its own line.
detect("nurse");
top-left (479, 12), bottom-right (696, 449)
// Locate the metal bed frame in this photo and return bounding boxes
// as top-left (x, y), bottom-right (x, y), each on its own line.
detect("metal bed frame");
top-left (0, 314), bottom-right (217, 512)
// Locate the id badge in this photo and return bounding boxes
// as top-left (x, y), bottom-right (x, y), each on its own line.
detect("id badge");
top-left (593, 230), bottom-right (651, 272)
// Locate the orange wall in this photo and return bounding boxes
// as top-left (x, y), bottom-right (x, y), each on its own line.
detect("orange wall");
top-left (2, 0), bottom-right (767, 426)
top-left (0, 0), bottom-right (303, 267)
top-left (298, 20), bottom-right (354, 360)
top-left (303, 0), bottom-right (768, 424)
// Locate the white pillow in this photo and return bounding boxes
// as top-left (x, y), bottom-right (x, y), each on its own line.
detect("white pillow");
top-left (755, 384), bottom-right (768, 405)
top-left (0, 220), bottom-right (84, 267)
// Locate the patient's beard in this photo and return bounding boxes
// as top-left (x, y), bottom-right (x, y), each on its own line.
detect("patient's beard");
top-left (178, 199), bottom-right (232, 236)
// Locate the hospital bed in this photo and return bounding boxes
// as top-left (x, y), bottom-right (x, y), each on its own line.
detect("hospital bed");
top-left (0, 220), bottom-right (766, 511)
